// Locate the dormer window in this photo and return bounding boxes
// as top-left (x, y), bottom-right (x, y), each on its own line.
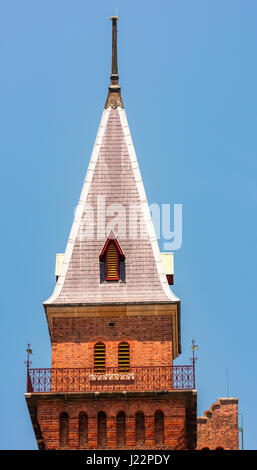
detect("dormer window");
top-left (99, 231), bottom-right (125, 283)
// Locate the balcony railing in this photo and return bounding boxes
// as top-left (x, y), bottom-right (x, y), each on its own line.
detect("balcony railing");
top-left (26, 365), bottom-right (195, 393)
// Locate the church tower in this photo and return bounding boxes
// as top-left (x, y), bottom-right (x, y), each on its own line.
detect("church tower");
top-left (25, 17), bottom-right (199, 450)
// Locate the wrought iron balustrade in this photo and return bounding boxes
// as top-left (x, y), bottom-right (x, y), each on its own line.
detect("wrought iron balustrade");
top-left (26, 365), bottom-right (195, 393)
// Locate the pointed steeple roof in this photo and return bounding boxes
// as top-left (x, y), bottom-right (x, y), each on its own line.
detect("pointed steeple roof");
top-left (44, 18), bottom-right (179, 307)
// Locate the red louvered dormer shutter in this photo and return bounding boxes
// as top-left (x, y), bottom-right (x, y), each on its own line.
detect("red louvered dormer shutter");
top-left (99, 231), bottom-right (125, 282)
top-left (106, 241), bottom-right (119, 280)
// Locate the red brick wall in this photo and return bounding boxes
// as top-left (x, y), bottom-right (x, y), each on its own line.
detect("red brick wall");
top-left (135, 411), bottom-right (145, 446)
top-left (36, 396), bottom-right (186, 450)
top-left (51, 315), bottom-right (173, 369)
top-left (197, 398), bottom-right (239, 450)
top-left (78, 412), bottom-right (88, 448)
top-left (116, 411), bottom-right (126, 447)
top-left (97, 411), bottom-right (107, 448)
top-left (154, 410), bottom-right (164, 446)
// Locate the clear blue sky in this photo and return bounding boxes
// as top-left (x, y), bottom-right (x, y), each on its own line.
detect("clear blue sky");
top-left (0, 0), bottom-right (256, 450)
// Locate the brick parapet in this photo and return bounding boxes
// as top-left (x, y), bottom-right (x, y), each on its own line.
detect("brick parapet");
top-left (197, 397), bottom-right (239, 450)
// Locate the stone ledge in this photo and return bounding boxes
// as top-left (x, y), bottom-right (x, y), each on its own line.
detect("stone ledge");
top-left (25, 389), bottom-right (197, 401)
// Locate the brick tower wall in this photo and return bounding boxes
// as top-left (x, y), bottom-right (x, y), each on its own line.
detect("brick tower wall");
top-left (51, 315), bottom-right (174, 368)
top-left (34, 395), bottom-right (187, 450)
top-left (197, 398), bottom-right (239, 450)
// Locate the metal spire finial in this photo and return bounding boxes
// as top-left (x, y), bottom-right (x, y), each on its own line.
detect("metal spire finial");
top-left (105, 16), bottom-right (124, 109)
top-left (110, 16), bottom-right (119, 84)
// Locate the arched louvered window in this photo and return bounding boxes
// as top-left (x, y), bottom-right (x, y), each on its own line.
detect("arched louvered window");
top-left (94, 342), bottom-right (106, 373)
top-left (116, 411), bottom-right (126, 447)
top-left (154, 410), bottom-right (164, 445)
top-left (97, 411), bottom-right (107, 448)
top-left (135, 411), bottom-right (145, 447)
top-left (78, 412), bottom-right (88, 449)
top-left (106, 241), bottom-right (119, 280)
top-left (118, 342), bottom-right (130, 372)
top-left (59, 412), bottom-right (69, 448)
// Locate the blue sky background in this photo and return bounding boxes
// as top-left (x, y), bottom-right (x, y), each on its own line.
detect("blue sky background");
top-left (0, 0), bottom-right (256, 449)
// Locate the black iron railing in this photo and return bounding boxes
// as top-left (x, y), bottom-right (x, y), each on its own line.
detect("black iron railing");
top-left (26, 365), bottom-right (195, 393)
